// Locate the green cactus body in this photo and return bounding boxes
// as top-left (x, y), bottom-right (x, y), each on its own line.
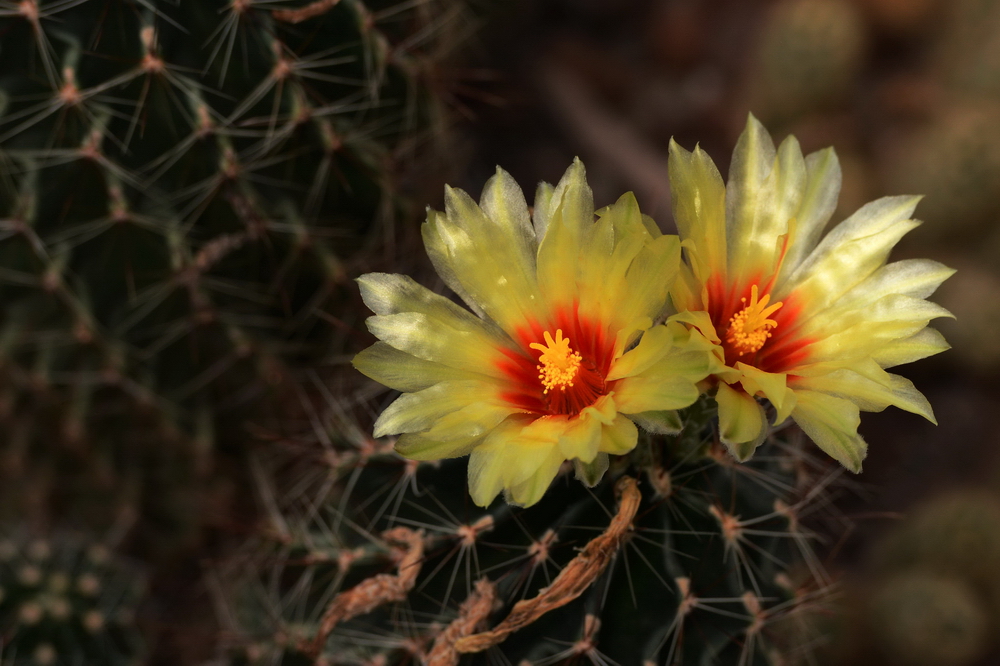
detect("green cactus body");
top-left (0, 0), bottom-right (464, 543)
top-left (215, 397), bottom-right (844, 665)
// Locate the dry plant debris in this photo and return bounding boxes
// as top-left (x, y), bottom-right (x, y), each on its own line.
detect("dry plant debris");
top-left (273, 0), bottom-right (342, 24)
top-left (425, 578), bottom-right (498, 666)
top-left (310, 527), bottom-right (425, 655)
top-left (454, 476), bottom-right (640, 653)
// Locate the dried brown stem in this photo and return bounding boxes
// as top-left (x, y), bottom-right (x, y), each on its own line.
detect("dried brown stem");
top-left (426, 578), bottom-right (497, 666)
top-left (310, 527), bottom-right (424, 656)
top-left (454, 476), bottom-right (640, 653)
top-left (273, 0), bottom-right (341, 24)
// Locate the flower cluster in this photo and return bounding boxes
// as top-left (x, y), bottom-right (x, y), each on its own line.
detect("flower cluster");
top-left (354, 116), bottom-right (951, 507)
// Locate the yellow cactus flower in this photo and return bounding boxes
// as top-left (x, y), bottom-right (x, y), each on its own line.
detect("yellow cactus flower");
top-left (354, 160), bottom-right (710, 507)
top-left (668, 115), bottom-right (953, 471)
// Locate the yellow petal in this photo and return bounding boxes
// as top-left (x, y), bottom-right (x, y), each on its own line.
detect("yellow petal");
top-left (796, 259), bottom-right (955, 337)
top-left (373, 380), bottom-right (503, 438)
top-left (353, 342), bottom-right (482, 392)
top-left (600, 414), bottom-right (640, 454)
top-left (607, 324), bottom-right (674, 381)
top-left (730, 132), bottom-right (807, 283)
top-left (668, 137), bottom-right (727, 285)
top-left (505, 446), bottom-right (566, 507)
top-left (716, 382), bottom-right (767, 460)
top-left (536, 159), bottom-right (593, 306)
top-left (736, 362), bottom-right (794, 424)
top-left (791, 390), bottom-right (866, 472)
top-left (467, 415), bottom-right (535, 506)
top-left (780, 196), bottom-right (921, 307)
top-left (775, 147), bottom-right (841, 285)
top-left (425, 182), bottom-right (543, 335)
top-left (395, 431), bottom-right (480, 461)
top-left (792, 366), bottom-right (935, 424)
top-left (614, 358), bottom-right (703, 414)
top-left (366, 312), bottom-right (506, 377)
top-left (618, 234), bottom-right (681, 329)
top-left (871, 327), bottom-right (950, 369)
top-left (671, 310), bottom-right (721, 344)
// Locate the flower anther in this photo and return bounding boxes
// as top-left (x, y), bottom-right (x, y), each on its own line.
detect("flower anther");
top-left (530, 329), bottom-right (583, 394)
top-left (725, 285), bottom-right (783, 357)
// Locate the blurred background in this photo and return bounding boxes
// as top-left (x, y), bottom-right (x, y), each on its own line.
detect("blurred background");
top-left (0, 0), bottom-right (999, 664)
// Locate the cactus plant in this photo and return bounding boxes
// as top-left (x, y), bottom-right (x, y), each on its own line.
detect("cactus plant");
top-left (213, 397), bottom-right (846, 665)
top-left (749, 0), bottom-right (867, 125)
top-left (0, 528), bottom-right (145, 665)
top-left (0, 0), bottom-right (468, 544)
top-left (867, 572), bottom-right (989, 666)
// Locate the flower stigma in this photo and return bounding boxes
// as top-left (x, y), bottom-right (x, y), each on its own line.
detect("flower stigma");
top-left (530, 329), bottom-right (583, 394)
top-left (726, 285), bottom-right (783, 356)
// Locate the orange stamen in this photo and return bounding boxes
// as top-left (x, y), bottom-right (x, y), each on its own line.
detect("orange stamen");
top-left (726, 285), bottom-right (783, 356)
top-left (529, 329), bottom-right (582, 394)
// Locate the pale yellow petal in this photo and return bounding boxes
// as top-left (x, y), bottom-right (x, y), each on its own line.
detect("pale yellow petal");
top-left (467, 415), bottom-right (536, 506)
top-left (600, 414), bottom-right (640, 454)
top-left (373, 380), bottom-right (502, 437)
top-left (395, 432), bottom-right (480, 462)
top-left (353, 342), bottom-right (482, 392)
top-left (796, 259), bottom-right (954, 337)
top-left (607, 324), bottom-right (674, 381)
top-left (536, 159), bottom-right (593, 306)
top-left (736, 362), bottom-right (794, 424)
top-left (775, 147), bottom-right (841, 285)
top-left (871, 327), bottom-right (950, 369)
top-left (792, 367), bottom-right (935, 423)
top-left (716, 382), bottom-right (768, 460)
top-left (506, 446), bottom-right (566, 507)
top-left (729, 133), bottom-right (807, 283)
top-left (617, 234), bottom-right (681, 327)
top-left (366, 312), bottom-right (507, 377)
top-left (431, 183), bottom-right (543, 334)
top-left (725, 115), bottom-right (776, 276)
top-left (614, 354), bottom-right (703, 414)
top-left (668, 138), bottom-right (727, 284)
top-left (791, 390), bottom-right (867, 472)
top-left (780, 196), bottom-right (921, 308)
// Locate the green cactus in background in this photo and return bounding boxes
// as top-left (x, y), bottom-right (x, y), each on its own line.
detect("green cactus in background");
top-left (871, 489), bottom-right (1000, 615)
top-left (749, 0), bottom-right (867, 125)
top-left (828, 489), bottom-right (1000, 666)
top-left (0, 0), bottom-right (466, 537)
top-left (882, 105), bottom-right (1000, 240)
top-left (212, 396), bottom-right (847, 665)
top-left (0, 528), bottom-right (145, 665)
top-left (867, 572), bottom-right (989, 666)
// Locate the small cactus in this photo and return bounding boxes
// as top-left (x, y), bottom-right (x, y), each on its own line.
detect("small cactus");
top-left (749, 0), bottom-right (868, 124)
top-left (868, 572), bottom-right (989, 666)
top-left (0, 529), bottom-right (145, 665)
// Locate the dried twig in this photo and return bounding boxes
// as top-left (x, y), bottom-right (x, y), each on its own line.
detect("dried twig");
top-left (425, 578), bottom-right (497, 666)
top-left (310, 527), bottom-right (424, 655)
top-left (454, 476), bottom-right (641, 653)
top-left (273, 0), bottom-right (341, 24)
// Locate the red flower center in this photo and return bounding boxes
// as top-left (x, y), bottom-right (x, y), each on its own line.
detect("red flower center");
top-left (706, 277), bottom-right (813, 373)
top-left (496, 307), bottom-right (613, 417)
